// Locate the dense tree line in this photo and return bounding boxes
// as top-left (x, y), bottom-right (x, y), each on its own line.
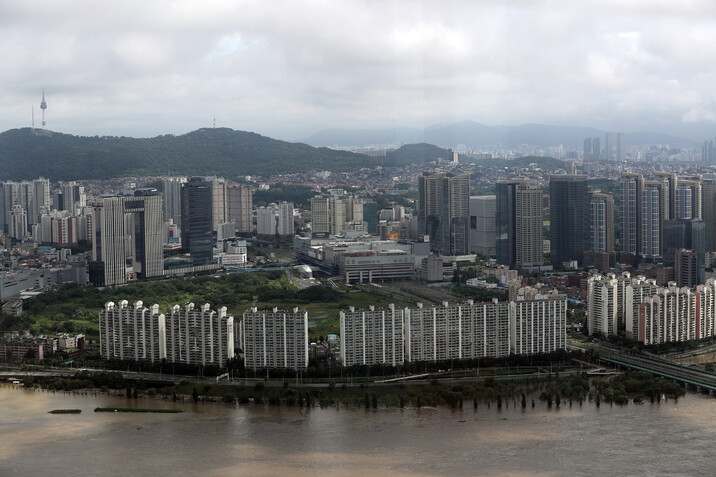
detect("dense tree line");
top-left (0, 127), bottom-right (382, 181)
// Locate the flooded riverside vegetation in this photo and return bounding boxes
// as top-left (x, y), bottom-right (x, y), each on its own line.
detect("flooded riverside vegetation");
top-left (29, 369), bottom-right (685, 410)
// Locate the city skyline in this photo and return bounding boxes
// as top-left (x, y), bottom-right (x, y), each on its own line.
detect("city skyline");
top-left (3, 1), bottom-right (716, 140)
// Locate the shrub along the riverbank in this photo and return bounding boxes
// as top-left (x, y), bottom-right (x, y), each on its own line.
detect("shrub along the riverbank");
top-left (164, 371), bottom-right (683, 409)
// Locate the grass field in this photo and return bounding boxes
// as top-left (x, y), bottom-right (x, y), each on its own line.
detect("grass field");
top-left (12, 271), bottom-right (415, 341)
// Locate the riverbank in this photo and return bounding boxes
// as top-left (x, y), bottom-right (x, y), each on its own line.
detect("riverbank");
top-left (21, 369), bottom-right (688, 410)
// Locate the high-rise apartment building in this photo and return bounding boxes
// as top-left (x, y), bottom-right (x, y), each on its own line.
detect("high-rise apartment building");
top-left (550, 175), bottom-right (589, 266)
top-left (241, 307), bottom-right (309, 370)
top-left (675, 184), bottom-right (693, 219)
top-left (165, 302), bottom-right (235, 367)
top-left (278, 201), bottom-right (294, 237)
top-left (678, 178), bottom-right (702, 219)
top-left (616, 132), bottom-right (625, 161)
top-left (90, 189), bottom-right (164, 286)
top-left (589, 192), bottom-right (614, 253)
top-left (583, 138), bottom-right (593, 161)
top-left (496, 180), bottom-right (543, 270)
top-left (641, 181), bottom-right (668, 257)
top-left (211, 178), bottom-right (227, 232)
top-left (509, 293), bottom-right (567, 355)
top-left (226, 183), bottom-right (253, 233)
top-left (620, 173), bottom-right (643, 255)
top-left (654, 172), bottom-right (677, 220)
top-left (99, 300), bottom-right (166, 363)
top-left (404, 301), bottom-right (511, 362)
top-left (162, 177), bottom-right (186, 231)
top-left (181, 178), bottom-right (213, 265)
top-left (469, 195), bottom-right (496, 256)
top-left (9, 205), bottom-right (27, 240)
top-left (32, 178), bottom-right (51, 225)
top-left (592, 137), bottom-right (601, 160)
top-left (417, 173), bottom-right (469, 256)
top-left (310, 190), bottom-right (363, 236)
top-left (61, 181), bottom-right (86, 215)
top-left (256, 205), bottom-right (277, 237)
top-left (604, 133), bottom-right (613, 161)
top-left (587, 272), bottom-right (659, 337)
top-left (340, 304), bottom-right (404, 367)
top-left (640, 286), bottom-right (699, 345)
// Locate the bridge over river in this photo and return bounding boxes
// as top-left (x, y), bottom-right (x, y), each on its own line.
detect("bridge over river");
top-left (602, 351), bottom-right (716, 393)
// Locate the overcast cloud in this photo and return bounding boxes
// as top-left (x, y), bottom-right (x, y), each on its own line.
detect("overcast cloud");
top-left (2, 0), bottom-right (716, 140)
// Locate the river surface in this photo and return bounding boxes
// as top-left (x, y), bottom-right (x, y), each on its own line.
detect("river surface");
top-left (1, 384), bottom-right (715, 476)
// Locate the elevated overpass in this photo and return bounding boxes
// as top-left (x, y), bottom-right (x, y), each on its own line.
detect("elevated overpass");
top-left (602, 352), bottom-right (716, 393)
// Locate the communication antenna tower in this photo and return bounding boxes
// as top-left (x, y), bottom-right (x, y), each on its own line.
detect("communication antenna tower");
top-left (40, 89), bottom-right (47, 128)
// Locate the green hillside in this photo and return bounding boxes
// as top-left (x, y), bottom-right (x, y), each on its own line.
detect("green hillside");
top-left (0, 127), bottom-right (380, 181)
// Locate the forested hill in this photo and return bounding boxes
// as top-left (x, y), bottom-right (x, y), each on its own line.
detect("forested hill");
top-left (0, 127), bottom-right (381, 181)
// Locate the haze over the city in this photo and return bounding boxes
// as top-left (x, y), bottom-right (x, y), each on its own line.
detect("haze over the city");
top-left (2, 0), bottom-right (716, 141)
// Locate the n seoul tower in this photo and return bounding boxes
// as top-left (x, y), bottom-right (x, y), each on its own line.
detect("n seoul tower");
top-left (40, 89), bottom-right (47, 128)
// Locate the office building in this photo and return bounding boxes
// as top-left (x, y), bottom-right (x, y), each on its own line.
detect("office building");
top-left (663, 219), bottom-right (705, 276)
top-left (469, 195), bottom-right (496, 256)
top-left (701, 179), bottom-right (716, 251)
top-left (496, 180), bottom-right (543, 270)
top-left (226, 183), bottom-right (253, 233)
top-left (417, 173), bottom-right (470, 256)
top-left (549, 175), bottom-right (589, 266)
top-left (90, 189), bottom-right (164, 287)
top-left (181, 178), bottom-right (213, 265)
top-left (675, 249), bottom-right (701, 288)
top-left (363, 202), bottom-right (379, 234)
top-left (340, 304), bottom-right (404, 367)
top-left (241, 307), bottom-right (308, 370)
top-left (589, 192), bottom-right (614, 253)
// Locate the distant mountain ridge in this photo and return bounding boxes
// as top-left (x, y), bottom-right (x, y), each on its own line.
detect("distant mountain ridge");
top-left (300, 120), bottom-right (696, 148)
top-left (0, 127), bottom-right (380, 181)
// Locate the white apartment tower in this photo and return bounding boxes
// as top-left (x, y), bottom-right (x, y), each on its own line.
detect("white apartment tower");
top-left (340, 304), bottom-right (404, 367)
top-left (99, 300), bottom-right (166, 363)
top-left (241, 307), bottom-right (309, 370)
top-left (166, 302), bottom-right (235, 367)
top-left (278, 201), bottom-right (294, 237)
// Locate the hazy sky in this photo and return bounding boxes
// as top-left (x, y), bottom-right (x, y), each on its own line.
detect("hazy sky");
top-left (2, 0), bottom-right (716, 140)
